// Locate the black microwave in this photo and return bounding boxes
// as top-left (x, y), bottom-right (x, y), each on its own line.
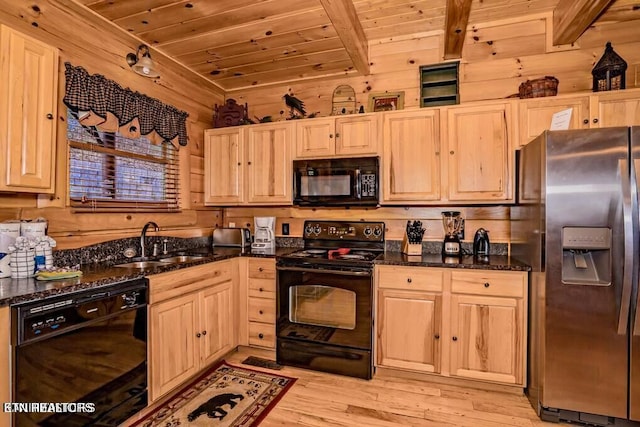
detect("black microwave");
top-left (293, 156), bottom-right (379, 206)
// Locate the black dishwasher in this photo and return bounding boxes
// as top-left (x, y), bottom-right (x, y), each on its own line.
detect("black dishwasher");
top-left (12, 278), bottom-right (148, 427)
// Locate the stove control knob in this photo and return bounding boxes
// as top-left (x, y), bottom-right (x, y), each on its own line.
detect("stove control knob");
top-left (305, 225), bottom-right (314, 236)
top-left (122, 293), bottom-right (138, 306)
top-left (373, 226), bottom-right (382, 237)
top-left (313, 225), bottom-right (321, 235)
top-left (363, 227), bottom-right (372, 237)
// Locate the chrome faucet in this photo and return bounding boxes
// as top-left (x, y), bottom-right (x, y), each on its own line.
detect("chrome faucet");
top-left (140, 221), bottom-right (160, 259)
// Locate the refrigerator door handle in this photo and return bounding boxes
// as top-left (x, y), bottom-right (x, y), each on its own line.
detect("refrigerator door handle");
top-left (619, 158), bottom-right (633, 335)
top-left (632, 159), bottom-right (640, 336)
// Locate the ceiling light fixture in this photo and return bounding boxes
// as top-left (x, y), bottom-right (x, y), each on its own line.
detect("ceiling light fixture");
top-left (126, 44), bottom-right (160, 78)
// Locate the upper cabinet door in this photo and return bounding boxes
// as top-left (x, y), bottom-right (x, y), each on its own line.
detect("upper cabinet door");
top-left (295, 117), bottom-right (335, 158)
top-left (518, 96), bottom-right (590, 146)
top-left (381, 110), bottom-right (441, 204)
top-left (0, 25), bottom-right (58, 193)
top-left (246, 122), bottom-right (293, 204)
top-left (335, 114), bottom-right (379, 156)
top-left (446, 102), bottom-right (514, 202)
top-left (591, 90), bottom-right (640, 128)
top-left (204, 128), bottom-right (244, 205)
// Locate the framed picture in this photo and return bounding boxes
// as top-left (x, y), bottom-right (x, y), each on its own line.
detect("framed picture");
top-left (368, 91), bottom-right (405, 112)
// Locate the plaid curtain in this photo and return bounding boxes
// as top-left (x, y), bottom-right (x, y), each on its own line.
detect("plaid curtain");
top-left (62, 63), bottom-right (189, 147)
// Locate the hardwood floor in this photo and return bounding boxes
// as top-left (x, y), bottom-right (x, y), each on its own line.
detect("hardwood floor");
top-left (134, 346), bottom-right (562, 427)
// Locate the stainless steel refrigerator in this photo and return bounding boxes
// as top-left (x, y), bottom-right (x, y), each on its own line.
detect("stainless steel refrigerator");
top-left (513, 127), bottom-right (640, 426)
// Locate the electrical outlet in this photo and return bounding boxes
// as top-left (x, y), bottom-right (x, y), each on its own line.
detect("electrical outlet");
top-left (282, 223), bottom-right (290, 235)
top-left (229, 222), bottom-right (236, 227)
top-left (457, 219), bottom-right (465, 241)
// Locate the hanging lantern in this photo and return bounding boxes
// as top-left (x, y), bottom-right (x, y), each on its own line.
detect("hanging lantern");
top-left (592, 42), bottom-right (627, 92)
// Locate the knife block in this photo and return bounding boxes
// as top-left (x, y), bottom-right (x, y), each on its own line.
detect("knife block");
top-left (402, 234), bottom-right (423, 255)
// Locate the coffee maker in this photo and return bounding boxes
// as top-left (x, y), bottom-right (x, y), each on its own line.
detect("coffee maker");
top-left (442, 211), bottom-right (463, 257)
top-left (252, 216), bottom-right (276, 251)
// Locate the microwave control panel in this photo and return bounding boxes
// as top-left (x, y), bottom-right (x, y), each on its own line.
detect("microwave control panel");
top-left (361, 173), bottom-right (376, 197)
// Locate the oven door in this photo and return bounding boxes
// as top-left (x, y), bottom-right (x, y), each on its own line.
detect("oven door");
top-left (293, 157), bottom-right (379, 206)
top-left (276, 265), bottom-right (373, 378)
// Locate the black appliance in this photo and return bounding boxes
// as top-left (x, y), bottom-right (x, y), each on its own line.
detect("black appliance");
top-left (12, 279), bottom-right (148, 427)
top-left (276, 220), bottom-right (385, 379)
top-left (293, 157), bottom-right (379, 206)
top-left (473, 228), bottom-right (490, 257)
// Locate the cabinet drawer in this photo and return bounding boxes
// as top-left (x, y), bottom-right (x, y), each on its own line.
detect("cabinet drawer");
top-left (248, 298), bottom-right (276, 323)
top-left (451, 270), bottom-right (525, 298)
top-left (248, 278), bottom-right (276, 298)
top-left (377, 266), bottom-right (443, 292)
top-left (248, 259), bottom-right (275, 279)
top-left (248, 322), bottom-right (275, 348)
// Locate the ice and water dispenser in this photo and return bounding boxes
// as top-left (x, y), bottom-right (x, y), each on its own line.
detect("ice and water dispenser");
top-left (561, 227), bottom-right (612, 286)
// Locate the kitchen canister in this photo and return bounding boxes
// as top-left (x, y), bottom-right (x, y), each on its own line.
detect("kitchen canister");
top-left (21, 219), bottom-right (48, 239)
top-left (0, 221), bottom-right (21, 278)
top-left (8, 237), bottom-right (37, 279)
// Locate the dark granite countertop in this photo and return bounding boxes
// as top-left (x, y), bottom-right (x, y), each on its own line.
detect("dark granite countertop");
top-left (0, 247), bottom-right (295, 307)
top-left (376, 252), bottom-right (531, 271)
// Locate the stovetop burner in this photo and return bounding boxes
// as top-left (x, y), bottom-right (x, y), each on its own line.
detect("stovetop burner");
top-left (284, 248), bottom-right (380, 262)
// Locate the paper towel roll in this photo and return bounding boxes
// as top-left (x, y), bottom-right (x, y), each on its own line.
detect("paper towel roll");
top-left (0, 221), bottom-right (21, 253)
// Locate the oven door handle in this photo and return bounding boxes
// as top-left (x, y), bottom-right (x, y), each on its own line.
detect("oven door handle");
top-left (277, 266), bottom-right (372, 277)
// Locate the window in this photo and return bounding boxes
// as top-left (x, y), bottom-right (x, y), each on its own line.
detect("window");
top-left (67, 110), bottom-right (180, 212)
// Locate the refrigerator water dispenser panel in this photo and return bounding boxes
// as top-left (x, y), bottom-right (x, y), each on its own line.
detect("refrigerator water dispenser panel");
top-left (561, 227), bottom-right (612, 286)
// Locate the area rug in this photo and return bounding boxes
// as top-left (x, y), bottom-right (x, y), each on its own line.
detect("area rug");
top-left (132, 361), bottom-right (296, 427)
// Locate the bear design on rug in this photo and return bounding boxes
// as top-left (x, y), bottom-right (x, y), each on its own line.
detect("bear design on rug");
top-left (187, 393), bottom-right (245, 422)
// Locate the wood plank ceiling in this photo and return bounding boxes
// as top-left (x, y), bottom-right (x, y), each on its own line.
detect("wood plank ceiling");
top-left (78, 0), bottom-right (619, 92)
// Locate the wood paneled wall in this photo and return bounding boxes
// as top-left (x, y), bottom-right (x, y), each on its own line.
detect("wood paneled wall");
top-left (229, 12), bottom-right (640, 118)
top-left (0, 1), bottom-right (224, 249)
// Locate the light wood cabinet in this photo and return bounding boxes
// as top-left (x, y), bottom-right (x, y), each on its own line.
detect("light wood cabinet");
top-left (375, 265), bottom-right (527, 388)
top-left (204, 122), bottom-right (293, 206)
top-left (148, 261), bottom-right (236, 401)
top-left (376, 266), bottom-right (443, 374)
top-left (448, 270), bottom-right (526, 386)
top-left (445, 102), bottom-right (514, 202)
top-left (0, 25), bottom-right (58, 193)
top-left (246, 258), bottom-right (276, 348)
top-left (381, 109), bottom-right (441, 203)
top-left (295, 114), bottom-right (379, 158)
top-left (517, 89), bottom-right (640, 146)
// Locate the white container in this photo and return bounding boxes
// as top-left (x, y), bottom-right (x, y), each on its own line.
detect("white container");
top-left (21, 220), bottom-right (47, 239)
top-left (0, 221), bottom-right (21, 254)
top-left (10, 249), bottom-right (35, 278)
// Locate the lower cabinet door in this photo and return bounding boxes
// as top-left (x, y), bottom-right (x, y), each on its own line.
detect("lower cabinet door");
top-left (377, 290), bottom-right (441, 373)
top-left (149, 292), bottom-right (200, 401)
top-left (199, 281), bottom-right (234, 366)
top-left (449, 294), bottom-right (524, 385)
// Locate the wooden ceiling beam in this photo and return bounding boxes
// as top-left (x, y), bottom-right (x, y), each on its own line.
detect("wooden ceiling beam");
top-left (320, 0), bottom-right (370, 75)
top-left (553, 0), bottom-right (614, 45)
top-left (444, 0), bottom-right (472, 59)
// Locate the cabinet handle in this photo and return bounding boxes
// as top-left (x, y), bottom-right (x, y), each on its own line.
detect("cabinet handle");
top-left (335, 133), bottom-right (340, 138)
top-left (46, 113), bottom-right (54, 120)
top-left (258, 267), bottom-right (264, 272)
top-left (435, 334), bottom-right (440, 339)
top-left (450, 150), bottom-right (455, 155)
top-left (258, 333), bottom-right (264, 339)
top-left (247, 161), bottom-right (252, 165)
top-left (202, 330), bottom-right (207, 336)
top-left (593, 118), bottom-right (599, 124)
top-left (407, 277), bottom-right (412, 283)
top-left (237, 162), bottom-right (241, 166)
top-left (259, 310), bottom-right (264, 315)
top-left (583, 119), bottom-right (589, 124)
top-left (196, 332), bottom-right (201, 338)
top-left (329, 134), bottom-right (334, 138)
top-left (484, 282), bottom-right (490, 288)
top-left (259, 287), bottom-right (264, 292)
top-left (452, 336), bottom-right (458, 341)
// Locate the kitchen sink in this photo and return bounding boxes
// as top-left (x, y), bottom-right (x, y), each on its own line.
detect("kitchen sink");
top-left (158, 255), bottom-right (206, 263)
top-left (114, 261), bottom-right (166, 268)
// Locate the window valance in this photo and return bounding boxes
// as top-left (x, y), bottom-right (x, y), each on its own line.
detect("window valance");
top-left (63, 63), bottom-right (189, 147)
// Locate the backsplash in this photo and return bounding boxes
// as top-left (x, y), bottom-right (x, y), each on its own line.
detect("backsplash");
top-left (54, 236), bottom-right (211, 266)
